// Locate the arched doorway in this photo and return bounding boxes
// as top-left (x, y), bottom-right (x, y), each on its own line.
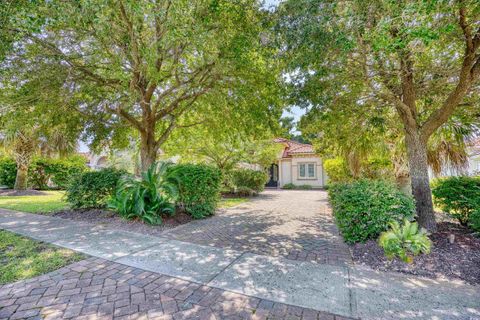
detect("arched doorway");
top-left (265, 163), bottom-right (279, 188)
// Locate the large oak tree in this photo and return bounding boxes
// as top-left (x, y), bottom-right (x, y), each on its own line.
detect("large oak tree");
top-left (10, 0), bottom-right (282, 171)
top-left (278, 0), bottom-right (480, 230)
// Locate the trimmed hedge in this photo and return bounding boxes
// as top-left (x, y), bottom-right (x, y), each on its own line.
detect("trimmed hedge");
top-left (0, 156), bottom-right (87, 189)
top-left (66, 168), bottom-right (127, 208)
top-left (231, 168), bottom-right (268, 193)
top-left (431, 176), bottom-right (480, 226)
top-left (329, 179), bottom-right (415, 243)
top-left (171, 164), bottom-right (222, 219)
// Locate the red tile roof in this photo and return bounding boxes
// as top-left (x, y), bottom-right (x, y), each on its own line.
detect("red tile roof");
top-left (274, 138), bottom-right (316, 158)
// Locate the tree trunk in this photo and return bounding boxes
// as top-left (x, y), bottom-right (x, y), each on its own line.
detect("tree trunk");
top-left (14, 164), bottom-right (28, 190)
top-left (139, 131), bottom-right (158, 172)
top-left (404, 130), bottom-right (437, 231)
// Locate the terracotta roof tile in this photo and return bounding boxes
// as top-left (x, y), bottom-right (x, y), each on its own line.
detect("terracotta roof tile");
top-left (275, 138), bottom-right (316, 158)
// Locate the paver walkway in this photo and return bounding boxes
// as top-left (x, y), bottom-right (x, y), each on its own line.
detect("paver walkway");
top-left (1, 190), bottom-right (480, 319)
top-left (163, 190), bottom-right (351, 266)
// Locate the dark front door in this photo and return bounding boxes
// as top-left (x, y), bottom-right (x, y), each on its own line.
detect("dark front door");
top-left (266, 164), bottom-right (279, 188)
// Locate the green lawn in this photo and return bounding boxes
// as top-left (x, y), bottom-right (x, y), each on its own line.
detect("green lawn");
top-left (219, 197), bottom-right (249, 208)
top-left (0, 230), bottom-right (84, 285)
top-left (0, 191), bottom-right (68, 213)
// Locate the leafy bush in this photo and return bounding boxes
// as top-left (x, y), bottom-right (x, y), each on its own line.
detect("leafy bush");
top-left (235, 186), bottom-right (255, 197)
top-left (469, 209), bottom-right (480, 233)
top-left (0, 156), bottom-right (86, 190)
top-left (29, 156), bottom-right (87, 189)
top-left (66, 167), bottom-right (127, 208)
top-left (231, 168), bottom-right (268, 193)
top-left (431, 176), bottom-right (480, 226)
top-left (171, 164), bottom-right (222, 219)
top-left (108, 162), bottom-right (178, 225)
top-left (281, 183), bottom-right (313, 190)
top-left (324, 158), bottom-right (351, 183)
top-left (379, 219), bottom-right (431, 263)
top-left (298, 184), bottom-right (313, 190)
top-left (0, 157), bottom-right (17, 188)
top-left (329, 179), bottom-right (415, 243)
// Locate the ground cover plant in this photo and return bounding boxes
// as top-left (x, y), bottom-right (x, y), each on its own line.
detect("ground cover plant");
top-left (0, 230), bottom-right (83, 285)
top-left (378, 219), bottom-right (431, 263)
top-left (108, 162), bottom-right (178, 225)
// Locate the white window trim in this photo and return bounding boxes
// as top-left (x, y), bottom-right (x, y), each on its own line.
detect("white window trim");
top-left (298, 162), bottom-right (316, 180)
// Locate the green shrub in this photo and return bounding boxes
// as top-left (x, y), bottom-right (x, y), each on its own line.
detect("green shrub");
top-left (171, 164), bottom-right (222, 219)
top-left (108, 162), bottom-right (177, 225)
top-left (66, 167), bottom-right (127, 208)
top-left (469, 210), bottom-right (480, 233)
top-left (29, 156), bottom-right (87, 190)
top-left (379, 219), bottom-right (431, 263)
top-left (329, 179), bottom-right (415, 243)
top-left (298, 184), bottom-right (313, 190)
top-left (231, 168), bottom-right (268, 193)
top-left (282, 183), bottom-right (296, 190)
top-left (235, 186), bottom-right (255, 197)
top-left (324, 158), bottom-right (351, 183)
top-left (0, 156), bottom-right (87, 190)
top-left (282, 183), bottom-right (313, 190)
top-left (431, 176), bottom-right (480, 226)
top-left (0, 157), bottom-right (17, 188)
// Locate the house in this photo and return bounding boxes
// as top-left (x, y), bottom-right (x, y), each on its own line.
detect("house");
top-left (266, 138), bottom-right (328, 188)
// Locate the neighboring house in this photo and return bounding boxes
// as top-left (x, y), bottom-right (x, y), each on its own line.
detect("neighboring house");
top-left (266, 138), bottom-right (328, 188)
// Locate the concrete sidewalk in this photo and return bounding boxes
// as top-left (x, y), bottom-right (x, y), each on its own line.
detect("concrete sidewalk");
top-left (1, 209), bottom-right (479, 319)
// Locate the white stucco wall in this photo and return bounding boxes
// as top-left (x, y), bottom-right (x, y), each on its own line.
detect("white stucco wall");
top-left (278, 155), bottom-right (327, 188)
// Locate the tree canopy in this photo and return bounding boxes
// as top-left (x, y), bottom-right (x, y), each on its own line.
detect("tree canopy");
top-left (4, 0), bottom-right (283, 171)
top-left (277, 0), bottom-right (480, 230)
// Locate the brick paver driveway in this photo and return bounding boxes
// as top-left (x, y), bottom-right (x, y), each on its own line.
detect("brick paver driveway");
top-left (0, 258), bottom-right (347, 320)
top-left (164, 190), bottom-right (351, 266)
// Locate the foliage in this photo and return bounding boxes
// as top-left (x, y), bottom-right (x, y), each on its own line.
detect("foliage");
top-left (234, 186), bottom-right (256, 197)
top-left (329, 180), bottom-right (415, 243)
top-left (323, 158), bottom-right (352, 183)
top-left (431, 176), bottom-right (480, 226)
top-left (29, 156), bottom-right (87, 189)
top-left (0, 157), bottom-right (17, 188)
top-left (297, 184), bottom-right (313, 190)
top-left (469, 210), bottom-right (480, 233)
top-left (0, 191), bottom-right (67, 213)
top-left (66, 168), bottom-right (126, 209)
top-left (7, 0), bottom-right (284, 170)
top-left (379, 219), bottom-right (432, 263)
top-left (171, 164), bottom-right (222, 219)
top-left (277, 0), bottom-right (480, 230)
top-left (0, 156), bottom-right (86, 189)
top-left (281, 183), bottom-right (313, 190)
top-left (231, 168), bottom-right (268, 194)
top-left (0, 230), bottom-right (83, 285)
top-left (108, 162), bottom-right (178, 225)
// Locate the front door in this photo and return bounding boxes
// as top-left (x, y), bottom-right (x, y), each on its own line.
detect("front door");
top-left (265, 164), bottom-right (279, 188)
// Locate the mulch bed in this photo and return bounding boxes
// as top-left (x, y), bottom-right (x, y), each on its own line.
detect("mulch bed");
top-left (53, 209), bottom-right (193, 237)
top-left (0, 189), bottom-right (49, 196)
top-left (351, 222), bottom-right (480, 285)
